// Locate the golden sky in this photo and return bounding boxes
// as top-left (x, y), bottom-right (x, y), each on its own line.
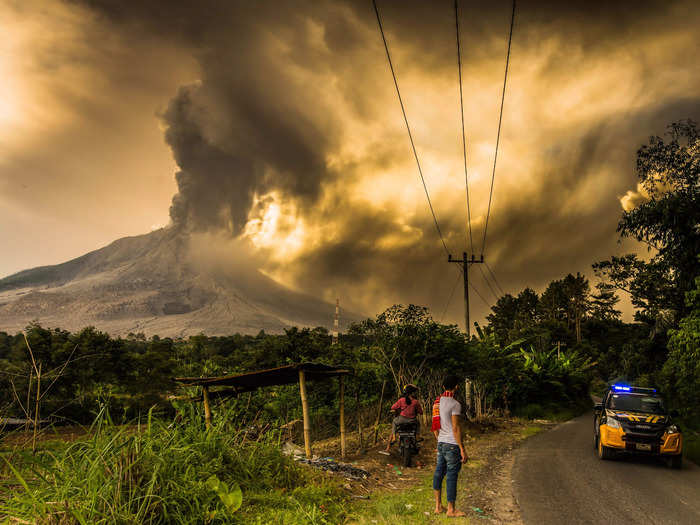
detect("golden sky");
top-left (1, 0), bottom-right (699, 325)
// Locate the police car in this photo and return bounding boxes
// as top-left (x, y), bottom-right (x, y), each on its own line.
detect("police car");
top-left (594, 384), bottom-right (683, 469)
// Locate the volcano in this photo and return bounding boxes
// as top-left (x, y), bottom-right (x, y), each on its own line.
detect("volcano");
top-left (0, 228), bottom-right (356, 337)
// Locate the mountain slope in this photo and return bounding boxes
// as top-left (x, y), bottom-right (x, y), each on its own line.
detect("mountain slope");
top-left (0, 229), bottom-right (358, 337)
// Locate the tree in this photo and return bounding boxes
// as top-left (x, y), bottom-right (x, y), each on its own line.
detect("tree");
top-left (540, 280), bottom-right (568, 322)
top-left (514, 288), bottom-right (540, 331)
top-left (589, 283), bottom-right (622, 322)
top-left (562, 273), bottom-right (590, 343)
top-left (661, 272), bottom-right (700, 419)
top-left (540, 274), bottom-right (589, 342)
top-left (596, 120), bottom-right (700, 325)
top-left (486, 294), bottom-right (518, 345)
top-left (348, 304), bottom-right (466, 399)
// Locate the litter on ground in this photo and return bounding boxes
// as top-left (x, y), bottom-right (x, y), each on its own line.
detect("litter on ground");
top-left (296, 457), bottom-right (370, 480)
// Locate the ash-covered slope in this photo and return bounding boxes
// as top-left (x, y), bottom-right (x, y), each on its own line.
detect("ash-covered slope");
top-left (0, 228), bottom-right (358, 337)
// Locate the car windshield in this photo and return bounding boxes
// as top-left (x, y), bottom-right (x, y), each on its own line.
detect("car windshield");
top-left (608, 394), bottom-right (665, 414)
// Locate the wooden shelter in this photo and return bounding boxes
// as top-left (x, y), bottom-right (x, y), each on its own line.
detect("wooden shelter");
top-left (174, 363), bottom-right (352, 459)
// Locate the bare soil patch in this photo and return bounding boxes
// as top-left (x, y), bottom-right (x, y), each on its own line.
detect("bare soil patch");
top-left (308, 417), bottom-right (556, 521)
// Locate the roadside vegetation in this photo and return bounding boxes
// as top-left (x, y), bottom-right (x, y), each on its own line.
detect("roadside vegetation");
top-left (2, 404), bottom-right (347, 524)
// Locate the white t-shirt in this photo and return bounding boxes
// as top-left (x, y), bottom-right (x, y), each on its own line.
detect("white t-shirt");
top-left (437, 396), bottom-right (462, 445)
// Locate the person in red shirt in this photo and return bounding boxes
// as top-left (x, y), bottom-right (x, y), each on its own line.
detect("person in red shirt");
top-left (385, 384), bottom-right (423, 452)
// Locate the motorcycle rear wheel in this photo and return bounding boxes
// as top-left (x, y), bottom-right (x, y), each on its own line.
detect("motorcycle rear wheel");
top-left (401, 443), bottom-right (412, 467)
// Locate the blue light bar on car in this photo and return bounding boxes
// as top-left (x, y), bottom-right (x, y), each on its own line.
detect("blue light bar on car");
top-left (612, 384), bottom-right (631, 392)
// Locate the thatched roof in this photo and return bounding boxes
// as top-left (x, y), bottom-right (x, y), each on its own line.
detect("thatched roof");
top-left (174, 363), bottom-right (351, 394)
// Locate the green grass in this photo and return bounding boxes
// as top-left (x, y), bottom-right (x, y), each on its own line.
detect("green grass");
top-left (520, 425), bottom-right (544, 438)
top-left (1, 406), bottom-right (347, 524)
top-left (347, 474), bottom-right (473, 524)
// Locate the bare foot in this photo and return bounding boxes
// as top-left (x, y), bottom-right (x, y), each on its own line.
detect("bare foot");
top-left (446, 509), bottom-right (466, 518)
top-left (434, 506), bottom-right (447, 514)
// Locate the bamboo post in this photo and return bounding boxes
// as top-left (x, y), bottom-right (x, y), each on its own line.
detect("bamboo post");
top-left (299, 369), bottom-right (312, 458)
top-left (32, 362), bottom-right (41, 453)
top-left (356, 390), bottom-right (364, 453)
top-left (339, 375), bottom-right (346, 459)
top-left (202, 386), bottom-right (212, 429)
top-left (373, 380), bottom-right (387, 444)
top-left (25, 369), bottom-right (33, 433)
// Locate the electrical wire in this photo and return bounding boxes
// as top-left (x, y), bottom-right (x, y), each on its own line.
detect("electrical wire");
top-left (454, 0), bottom-right (474, 255)
top-left (478, 264), bottom-right (500, 301)
top-left (469, 275), bottom-right (491, 309)
top-left (485, 261), bottom-right (506, 296)
top-left (481, 0), bottom-right (516, 256)
top-left (440, 270), bottom-right (463, 323)
top-left (373, 0), bottom-right (452, 257)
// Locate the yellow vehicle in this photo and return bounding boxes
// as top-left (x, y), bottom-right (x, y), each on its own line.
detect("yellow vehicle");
top-left (594, 384), bottom-right (682, 469)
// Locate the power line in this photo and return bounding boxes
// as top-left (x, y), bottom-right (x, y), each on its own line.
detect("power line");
top-left (372, 0), bottom-right (452, 257)
top-left (469, 276), bottom-right (490, 309)
top-left (440, 270), bottom-right (463, 323)
top-left (481, 0), bottom-right (516, 256)
top-left (454, 0), bottom-right (473, 255)
top-left (485, 261), bottom-right (506, 296)
top-left (478, 264), bottom-right (500, 301)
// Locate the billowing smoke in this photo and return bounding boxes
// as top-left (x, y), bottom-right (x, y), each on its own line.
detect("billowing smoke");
top-left (163, 85), bottom-right (261, 233)
top-left (75, 0), bottom-right (700, 322)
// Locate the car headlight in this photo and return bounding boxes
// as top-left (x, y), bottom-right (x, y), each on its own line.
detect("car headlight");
top-left (605, 417), bottom-right (621, 429)
top-left (665, 424), bottom-right (679, 434)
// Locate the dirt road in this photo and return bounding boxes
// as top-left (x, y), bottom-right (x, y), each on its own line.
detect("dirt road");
top-left (513, 413), bottom-right (700, 524)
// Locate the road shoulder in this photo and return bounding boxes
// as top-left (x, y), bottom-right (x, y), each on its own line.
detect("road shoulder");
top-left (345, 418), bottom-right (555, 524)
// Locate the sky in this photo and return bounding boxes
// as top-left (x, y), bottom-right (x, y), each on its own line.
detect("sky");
top-left (1, 0), bottom-right (699, 327)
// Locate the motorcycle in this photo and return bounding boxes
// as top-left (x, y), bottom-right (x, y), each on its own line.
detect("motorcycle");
top-left (395, 420), bottom-right (420, 468)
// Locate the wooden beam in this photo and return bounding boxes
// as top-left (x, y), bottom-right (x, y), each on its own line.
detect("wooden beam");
top-left (202, 385), bottom-right (212, 429)
top-left (339, 375), bottom-right (346, 459)
top-left (299, 369), bottom-right (312, 458)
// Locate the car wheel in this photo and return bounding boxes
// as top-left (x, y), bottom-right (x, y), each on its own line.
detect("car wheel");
top-left (598, 435), bottom-right (614, 460)
top-left (670, 455), bottom-right (682, 469)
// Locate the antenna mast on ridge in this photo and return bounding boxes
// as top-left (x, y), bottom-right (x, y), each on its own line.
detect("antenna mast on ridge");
top-left (332, 298), bottom-right (340, 345)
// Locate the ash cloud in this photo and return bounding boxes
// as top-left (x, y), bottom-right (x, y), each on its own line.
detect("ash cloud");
top-left (74, 0), bottom-right (700, 323)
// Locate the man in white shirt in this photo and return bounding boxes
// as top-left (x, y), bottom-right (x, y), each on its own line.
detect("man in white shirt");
top-left (432, 375), bottom-right (467, 517)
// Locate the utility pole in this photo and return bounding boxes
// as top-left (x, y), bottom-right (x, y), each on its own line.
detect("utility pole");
top-left (448, 252), bottom-right (484, 337)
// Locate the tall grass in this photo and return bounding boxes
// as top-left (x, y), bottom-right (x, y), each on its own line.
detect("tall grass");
top-left (1, 404), bottom-right (346, 524)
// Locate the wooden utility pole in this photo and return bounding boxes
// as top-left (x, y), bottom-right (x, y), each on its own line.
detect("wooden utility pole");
top-left (339, 375), bottom-right (346, 459)
top-left (299, 369), bottom-right (312, 458)
top-left (448, 252), bottom-right (484, 337)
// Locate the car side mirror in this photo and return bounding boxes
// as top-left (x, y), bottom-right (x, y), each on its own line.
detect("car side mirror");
top-left (594, 403), bottom-right (603, 411)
